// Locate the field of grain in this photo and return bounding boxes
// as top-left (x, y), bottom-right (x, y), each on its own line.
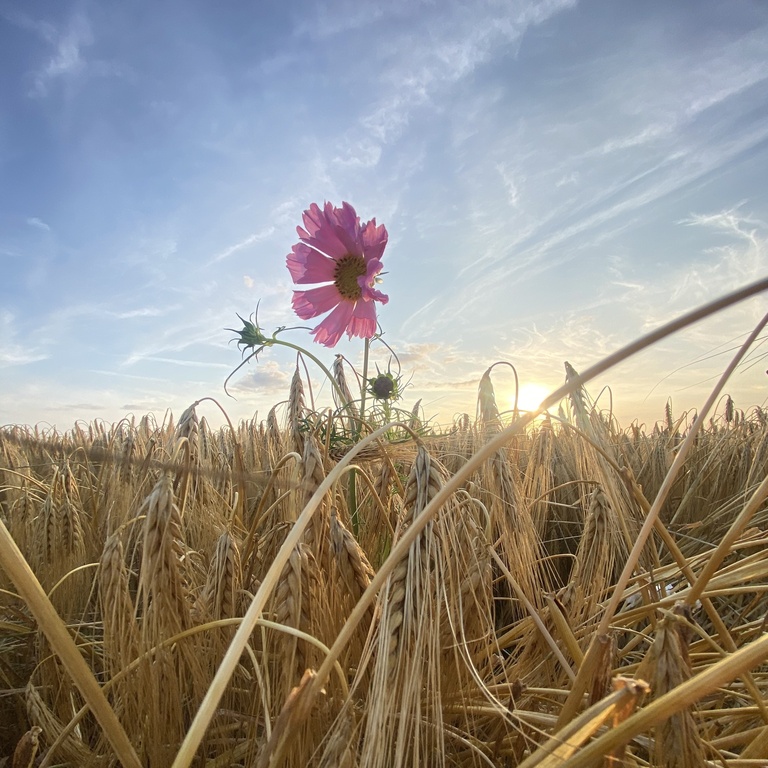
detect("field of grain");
top-left (2, 363), bottom-right (768, 767)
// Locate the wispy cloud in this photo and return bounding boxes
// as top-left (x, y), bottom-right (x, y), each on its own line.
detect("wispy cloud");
top-left (133, 356), bottom-right (231, 369)
top-left (1, 6), bottom-right (128, 98)
top-left (26, 217), bottom-right (51, 231)
top-left (330, 0), bottom-right (577, 166)
top-left (121, 324), bottom-right (224, 367)
top-left (110, 307), bottom-right (173, 319)
top-left (27, 10), bottom-right (93, 97)
top-left (209, 227), bottom-right (276, 264)
top-left (292, 0), bottom-right (391, 39)
top-left (0, 311), bottom-right (48, 367)
top-left (0, 7), bottom-right (58, 45)
top-left (3, 1), bottom-right (768, 430)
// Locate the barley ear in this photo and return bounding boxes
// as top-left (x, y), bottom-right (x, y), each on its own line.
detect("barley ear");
top-left (645, 603), bottom-right (706, 768)
top-left (288, 367), bottom-right (307, 455)
top-left (333, 354), bottom-right (360, 434)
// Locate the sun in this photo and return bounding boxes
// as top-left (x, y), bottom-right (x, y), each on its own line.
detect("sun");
top-left (509, 382), bottom-right (552, 414)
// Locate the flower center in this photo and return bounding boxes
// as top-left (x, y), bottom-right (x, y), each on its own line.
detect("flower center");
top-left (334, 254), bottom-right (366, 300)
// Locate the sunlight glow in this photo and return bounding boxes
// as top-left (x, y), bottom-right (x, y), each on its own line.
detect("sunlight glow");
top-left (510, 382), bottom-right (552, 414)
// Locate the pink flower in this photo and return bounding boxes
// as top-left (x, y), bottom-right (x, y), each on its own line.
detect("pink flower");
top-left (286, 201), bottom-right (389, 347)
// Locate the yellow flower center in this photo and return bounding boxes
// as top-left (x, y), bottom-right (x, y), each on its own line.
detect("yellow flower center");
top-left (334, 254), bottom-right (366, 300)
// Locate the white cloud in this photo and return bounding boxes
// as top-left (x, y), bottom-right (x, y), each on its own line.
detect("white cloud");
top-left (227, 359), bottom-right (291, 393)
top-left (26, 217), bottom-right (51, 231)
top-left (30, 11), bottom-right (93, 97)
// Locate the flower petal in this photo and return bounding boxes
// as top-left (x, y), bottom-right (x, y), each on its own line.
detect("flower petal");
top-left (359, 257), bottom-right (383, 287)
top-left (311, 301), bottom-right (355, 347)
top-left (358, 257), bottom-right (388, 303)
top-left (363, 286), bottom-right (389, 304)
top-left (299, 203), bottom-right (326, 239)
top-left (287, 243), bottom-right (337, 284)
top-left (330, 201), bottom-right (364, 256)
top-left (286, 202), bottom-right (390, 343)
top-left (292, 284), bottom-right (343, 320)
top-left (346, 299), bottom-right (378, 339)
top-left (361, 218), bottom-right (388, 263)
top-left (298, 201), bottom-right (357, 260)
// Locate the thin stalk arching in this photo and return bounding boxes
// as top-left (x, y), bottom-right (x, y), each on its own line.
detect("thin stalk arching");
top-left (308, 277), bottom-right (768, 702)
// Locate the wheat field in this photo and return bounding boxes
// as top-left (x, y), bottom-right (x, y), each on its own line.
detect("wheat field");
top-left (2, 361), bottom-right (768, 767)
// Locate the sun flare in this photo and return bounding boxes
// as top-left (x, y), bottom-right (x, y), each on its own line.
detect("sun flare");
top-left (509, 382), bottom-right (552, 414)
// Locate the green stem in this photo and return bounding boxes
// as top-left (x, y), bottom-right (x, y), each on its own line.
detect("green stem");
top-left (350, 337), bottom-right (371, 536)
top-left (270, 338), bottom-right (349, 406)
top-left (360, 336), bottom-right (370, 427)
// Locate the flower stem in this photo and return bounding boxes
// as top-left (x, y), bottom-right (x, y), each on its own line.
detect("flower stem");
top-left (360, 337), bottom-right (370, 426)
top-left (270, 339), bottom-right (349, 406)
top-left (350, 337), bottom-right (371, 536)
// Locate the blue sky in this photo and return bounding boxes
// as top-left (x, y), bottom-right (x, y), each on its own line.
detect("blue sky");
top-left (2, 0), bottom-right (768, 430)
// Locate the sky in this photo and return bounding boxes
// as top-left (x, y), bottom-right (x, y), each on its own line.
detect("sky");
top-left (2, 0), bottom-right (768, 432)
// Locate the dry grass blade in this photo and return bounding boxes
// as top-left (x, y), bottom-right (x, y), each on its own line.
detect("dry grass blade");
top-left (170, 421), bottom-right (401, 768)
top-left (686, 470), bottom-right (768, 607)
top-left (559, 309), bottom-right (768, 729)
top-left (555, 633), bottom-right (768, 768)
top-left (25, 682), bottom-right (94, 765)
top-left (3, 278), bottom-right (768, 767)
top-left (255, 668), bottom-right (319, 768)
top-left (0, 519), bottom-right (142, 768)
top-left (517, 678), bottom-right (649, 768)
top-left (359, 444), bottom-right (448, 768)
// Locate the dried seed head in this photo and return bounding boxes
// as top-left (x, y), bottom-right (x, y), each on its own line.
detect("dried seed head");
top-left (137, 474), bottom-right (190, 638)
top-left (12, 725), bottom-right (43, 768)
top-left (647, 604), bottom-right (705, 768)
top-left (478, 368), bottom-right (502, 434)
top-left (301, 435), bottom-right (329, 565)
top-left (198, 530), bottom-right (242, 620)
top-left (331, 507), bottom-right (375, 602)
top-left (288, 367), bottom-right (306, 454)
top-left (175, 403), bottom-right (200, 460)
top-left (333, 355), bottom-right (360, 430)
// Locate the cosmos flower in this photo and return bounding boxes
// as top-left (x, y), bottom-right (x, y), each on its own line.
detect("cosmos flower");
top-left (286, 201), bottom-right (388, 347)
